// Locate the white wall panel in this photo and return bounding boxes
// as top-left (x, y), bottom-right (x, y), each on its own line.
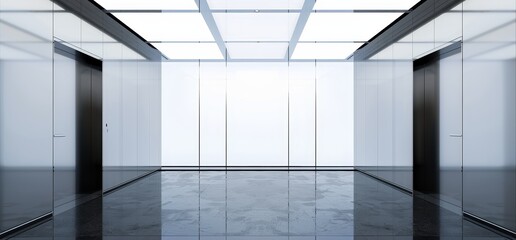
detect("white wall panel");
top-left (316, 62), bottom-right (354, 166)
top-left (162, 61), bottom-right (354, 167)
top-left (200, 62), bottom-right (226, 166)
top-left (162, 62), bottom-right (199, 166)
top-left (227, 62), bottom-right (288, 166)
top-left (289, 62), bottom-right (316, 166)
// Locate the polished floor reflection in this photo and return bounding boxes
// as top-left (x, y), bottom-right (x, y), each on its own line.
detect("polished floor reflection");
top-left (13, 171), bottom-right (508, 239)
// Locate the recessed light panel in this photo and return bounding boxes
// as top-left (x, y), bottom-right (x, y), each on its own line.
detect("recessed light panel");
top-left (113, 13), bottom-right (215, 41)
top-left (299, 13), bottom-right (403, 41)
top-left (227, 43), bottom-right (289, 59)
top-left (207, 0), bottom-right (304, 10)
top-left (213, 13), bottom-right (299, 41)
top-left (154, 43), bottom-right (224, 59)
top-left (93, 0), bottom-right (199, 10)
top-left (314, 0), bottom-right (420, 10)
top-left (291, 43), bottom-right (363, 59)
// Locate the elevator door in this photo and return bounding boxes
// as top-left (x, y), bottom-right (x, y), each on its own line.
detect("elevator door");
top-left (413, 42), bottom-right (462, 209)
top-left (53, 43), bottom-right (102, 208)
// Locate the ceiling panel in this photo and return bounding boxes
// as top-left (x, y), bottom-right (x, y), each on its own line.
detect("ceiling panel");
top-left (154, 43), bottom-right (224, 59)
top-left (313, 0), bottom-right (420, 10)
top-left (227, 43), bottom-right (289, 59)
top-left (213, 13), bottom-right (299, 41)
top-left (291, 42), bottom-right (363, 59)
top-left (299, 13), bottom-right (403, 41)
top-left (94, 0), bottom-right (198, 10)
top-left (113, 13), bottom-right (215, 41)
top-left (207, 0), bottom-right (304, 10)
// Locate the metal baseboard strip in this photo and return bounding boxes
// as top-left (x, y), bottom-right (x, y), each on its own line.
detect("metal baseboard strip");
top-left (160, 166), bottom-right (355, 171)
top-left (463, 211), bottom-right (516, 239)
top-left (355, 169), bottom-right (413, 196)
top-left (0, 212), bottom-right (52, 239)
top-left (53, 191), bottom-right (103, 216)
top-left (103, 169), bottom-right (160, 195)
top-left (315, 166), bottom-right (354, 171)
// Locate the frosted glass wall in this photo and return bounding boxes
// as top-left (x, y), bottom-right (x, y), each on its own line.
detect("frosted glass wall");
top-left (355, 0), bottom-right (515, 232)
top-left (0, 0), bottom-right (54, 232)
top-left (462, 0), bottom-right (515, 231)
top-left (53, 4), bottom-right (162, 191)
top-left (0, 0), bottom-right (161, 233)
top-left (354, 3), bottom-right (464, 191)
top-left (162, 61), bottom-right (354, 167)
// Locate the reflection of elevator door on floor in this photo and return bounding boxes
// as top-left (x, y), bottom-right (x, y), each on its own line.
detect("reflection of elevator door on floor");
top-left (53, 43), bottom-right (103, 208)
top-left (413, 43), bottom-right (462, 208)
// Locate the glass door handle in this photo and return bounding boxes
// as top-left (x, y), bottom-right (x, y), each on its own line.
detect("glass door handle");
top-left (449, 134), bottom-right (463, 137)
top-left (53, 134), bottom-right (66, 138)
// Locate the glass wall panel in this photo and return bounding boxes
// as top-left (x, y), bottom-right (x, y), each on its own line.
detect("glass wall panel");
top-left (377, 60), bottom-right (394, 182)
top-left (463, 0), bottom-right (516, 231)
top-left (121, 52), bottom-right (139, 181)
top-left (354, 62), bottom-right (367, 169)
top-left (200, 62), bottom-right (226, 166)
top-left (364, 61), bottom-right (378, 175)
top-left (289, 61), bottom-right (316, 166)
top-left (149, 61), bottom-right (162, 170)
top-left (227, 62), bottom-right (288, 166)
top-left (54, 2), bottom-right (161, 191)
top-left (137, 61), bottom-right (151, 174)
top-left (0, 0), bottom-right (53, 233)
top-left (438, 52), bottom-right (463, 208)
top-left (162, 62), bottom-right (200, 166)
top-left (435, 4), bottom-right (463, 49)
top-left (103, 60), bottom-right (123, 190)
top-left (355, 0), bottom-right (515, 232)
top-left (316, 62), bottom-right (354, 166)
top-left (392, 60), bottom-right (413, 190)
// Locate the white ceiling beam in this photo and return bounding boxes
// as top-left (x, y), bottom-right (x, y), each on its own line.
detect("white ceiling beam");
top-left (197, 0), bottom-right (227, 59)
top-left (287, 0), bottom-right (316, 59)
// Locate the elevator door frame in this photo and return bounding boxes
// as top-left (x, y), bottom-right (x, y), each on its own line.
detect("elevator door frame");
top-left (413, 41), bottom-right (462, 200)
top-left (53, 42), bottom-right (103, 209)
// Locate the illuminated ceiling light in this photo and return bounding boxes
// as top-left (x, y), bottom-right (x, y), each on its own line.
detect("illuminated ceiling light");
top-left (93, 0), bottom-right (198, 10)
top-left (299, 13), bottom-right (403, 41)
top-left (227, 42), bottom-right (289, 59)
top-left (207, 0), bottom-right (304, 10)
top-left (314, 0), bottom-right (420, 10)
top-left (291, 42), bottom-right (363, 59)
top-left (113, 13), bottom-right (215, 41)
top-left (213, 13), bottom-right (299, 41)
top-left (153, 43), bottom-right (224, 59)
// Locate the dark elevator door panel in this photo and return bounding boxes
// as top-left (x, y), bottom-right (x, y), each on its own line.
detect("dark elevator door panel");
top-left (413, 63), bottom-right (440, 194)
top-left (54, 42), bottom-right (102, 208)
top-left (76, 63), bottom-right (102, 194)
top-left (90, 68), bottom-right (103, 193)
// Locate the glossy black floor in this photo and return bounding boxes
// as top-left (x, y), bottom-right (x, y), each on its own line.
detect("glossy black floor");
top-left (11, 171), bottom-right (510, 239)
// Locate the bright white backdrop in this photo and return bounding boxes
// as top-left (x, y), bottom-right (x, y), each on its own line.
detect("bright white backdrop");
top-left (162, 61), bottom-right (354, 167)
